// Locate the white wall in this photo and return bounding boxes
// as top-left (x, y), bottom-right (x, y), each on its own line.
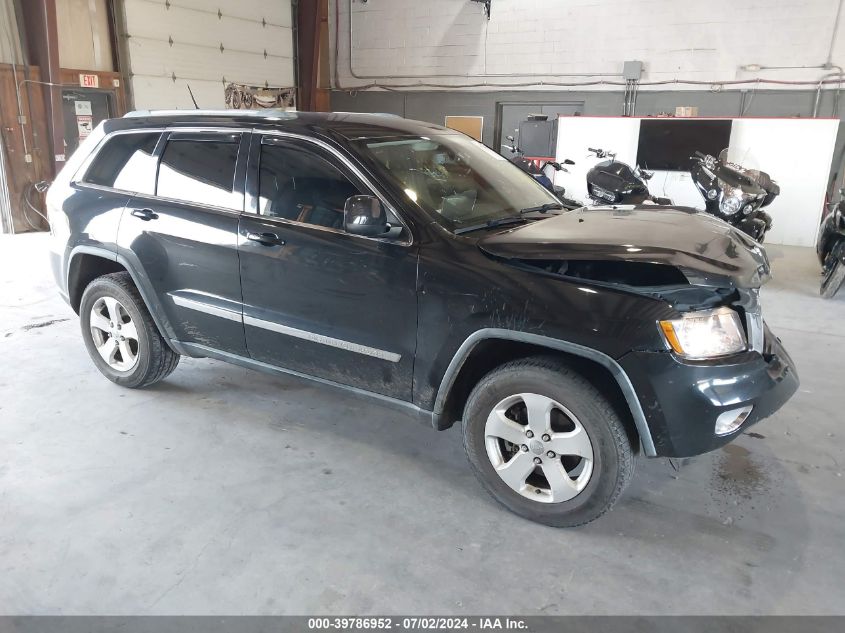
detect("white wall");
top-left (123, 0), bottom-right (294, 110)
top-left (727, 119), bottom-right (838, 246)
top-left (553, 117), bottom-right (839, 247)
top-left (334, 0), bottom-right (845, 90)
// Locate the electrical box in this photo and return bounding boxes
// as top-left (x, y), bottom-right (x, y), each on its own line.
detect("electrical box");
top-left (622, 60), bottom-right (644, 81)
top-left (518, 116), bottom-right (557, 159)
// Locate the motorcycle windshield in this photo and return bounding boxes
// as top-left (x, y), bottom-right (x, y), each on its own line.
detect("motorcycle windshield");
top-left (598, 161), bottom-right (642, 188)
top-left (714, 148), bottom-right (763, 193)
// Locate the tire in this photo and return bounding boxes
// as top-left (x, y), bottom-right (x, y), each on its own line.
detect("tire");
top-left (462, 357), bottom-right (635, 527)
top-left (821, 258), bottom-right (845, 299)
top-left (79, 272), bottom-right (180, 388)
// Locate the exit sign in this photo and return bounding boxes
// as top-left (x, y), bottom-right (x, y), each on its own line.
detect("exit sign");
top-left (79, 73), bottom-right (99, 88)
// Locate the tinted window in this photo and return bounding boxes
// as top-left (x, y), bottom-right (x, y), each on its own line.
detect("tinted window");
top-left (157, 138), bottom-right (240, 210)
top-left (84, 132), bottom-right (159, 193)
top-left (258, 141), bottom-right (363, 230)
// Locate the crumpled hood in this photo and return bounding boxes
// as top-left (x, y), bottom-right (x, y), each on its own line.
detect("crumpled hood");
top-left (477, 206), bottom-right (770, 288)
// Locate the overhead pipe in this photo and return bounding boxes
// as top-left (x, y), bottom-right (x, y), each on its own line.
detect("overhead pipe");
top-left (813, 69), bottom-right (845, 117)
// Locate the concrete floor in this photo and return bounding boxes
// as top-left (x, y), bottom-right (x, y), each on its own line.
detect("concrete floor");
top-left (0, 233), bottom-right (843, 616)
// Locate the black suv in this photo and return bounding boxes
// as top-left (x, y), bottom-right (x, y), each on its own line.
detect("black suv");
top-left (47, 111), bottom-right (798, 526)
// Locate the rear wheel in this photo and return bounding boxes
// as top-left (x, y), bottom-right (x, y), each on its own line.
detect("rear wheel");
top-left (79, 272), bottom-right (180, 387)
top-left (821, 258), bottom-right (845, 299)
top-left (462, 357), bottom-right (634, 527)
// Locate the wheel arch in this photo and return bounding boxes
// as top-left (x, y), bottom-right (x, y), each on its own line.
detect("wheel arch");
top-left (432, 329), bottom-right (656, 457)
top-left (67, 246), bottom-right (180, 352)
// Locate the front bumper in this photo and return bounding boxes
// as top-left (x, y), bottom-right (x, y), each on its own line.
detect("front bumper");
top-left (618, 325), bottom-right (798, 458)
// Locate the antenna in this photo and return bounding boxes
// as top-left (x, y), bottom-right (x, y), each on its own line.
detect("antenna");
top-left (186, 84), bottom-right (199, 109)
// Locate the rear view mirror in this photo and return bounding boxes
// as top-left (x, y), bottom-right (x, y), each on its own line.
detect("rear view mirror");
top-left (344, 195), bottom-right (389, 236)
top-left (564, 158), bottom-right (575, 165)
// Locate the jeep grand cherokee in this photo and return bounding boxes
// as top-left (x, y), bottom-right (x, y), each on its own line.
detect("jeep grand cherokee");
top-left (47, 111), bottom-right (798, 526)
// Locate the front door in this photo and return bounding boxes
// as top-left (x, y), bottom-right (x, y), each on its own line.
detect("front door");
top-left (118, 130), bottom-right (248, 356)
top-left (238, 135), bottom-right (418, 400)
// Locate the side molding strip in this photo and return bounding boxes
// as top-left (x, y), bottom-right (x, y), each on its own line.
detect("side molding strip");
top-left (432, 329), bottom-right (658, 457)
top-left (171, 294), bottom-right (242, 322)
top-left (243, 315), bottom-right (402, 363)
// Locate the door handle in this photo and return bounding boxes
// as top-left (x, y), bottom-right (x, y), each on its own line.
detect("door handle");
top-left (131, 208), bottom-right (158, 221)
top-left (246, 231), bottom-right (285, 246)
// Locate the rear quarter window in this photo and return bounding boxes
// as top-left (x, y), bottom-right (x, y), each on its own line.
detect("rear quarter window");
top-left (83, 132), bottom-right (160, 194)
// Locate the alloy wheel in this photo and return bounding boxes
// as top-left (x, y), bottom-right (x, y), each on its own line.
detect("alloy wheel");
top-left (89, 297), bottom-right (140, 372)
top-left (484, 392), bottom-right (594, 503)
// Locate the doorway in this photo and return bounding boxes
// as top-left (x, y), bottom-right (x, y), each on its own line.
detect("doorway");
top-left (61, 88), bottom-right (114, 157)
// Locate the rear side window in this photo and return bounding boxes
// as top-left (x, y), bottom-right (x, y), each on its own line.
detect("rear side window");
top-left (157, 138), bottom-right (241, 210)
top-left (83, 132), bottom-right (160, 194)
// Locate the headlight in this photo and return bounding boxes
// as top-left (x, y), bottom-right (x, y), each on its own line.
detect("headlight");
top-left (658, 306), bottom-right (747, 359)
top-left (719, 195), bottom-right (742, 215)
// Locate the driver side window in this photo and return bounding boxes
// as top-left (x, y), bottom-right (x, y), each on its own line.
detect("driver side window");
top-left (257, 141), bottom-right (363, 231)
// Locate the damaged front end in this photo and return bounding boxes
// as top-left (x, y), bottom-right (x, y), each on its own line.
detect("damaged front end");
top-left (477, 205), bottom-right (770, 322)
top-left (475, 206), bottom-right (796, 457)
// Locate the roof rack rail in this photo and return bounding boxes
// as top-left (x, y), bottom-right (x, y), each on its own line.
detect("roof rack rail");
top-left (123, 109), bottom-right (298, 118)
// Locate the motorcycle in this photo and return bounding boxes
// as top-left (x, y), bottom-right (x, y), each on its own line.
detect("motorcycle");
top-left (817, 189), bottom-right (845, 298)
top-left (585, 148), bottom-right (672, 206)
top-left (502, 136), bottom-right (581, 209)
top-left (690, 149), bottom-right (779, 242)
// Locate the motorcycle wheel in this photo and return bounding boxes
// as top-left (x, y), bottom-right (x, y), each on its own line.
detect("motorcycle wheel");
top-left (821, 258), bottom-right (845, 299)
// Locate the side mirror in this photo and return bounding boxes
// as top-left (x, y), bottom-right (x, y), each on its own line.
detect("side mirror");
top-left (564, 158), bottom-right (575, 165)
top-left (507, 135), bottom-right (515, 142)
top-left (344, 195), bottom-right (389, 236)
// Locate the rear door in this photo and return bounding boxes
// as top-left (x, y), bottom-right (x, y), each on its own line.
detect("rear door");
top-left (237, 134), bottom-right (418, 400)
top-left (117, 129), bottom-right (248, 355)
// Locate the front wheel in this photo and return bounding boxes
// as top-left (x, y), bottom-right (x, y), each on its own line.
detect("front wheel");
top-left (821, 258), bottom-right (845, 299)
top-left (462, 357), bottom-right (635, 527)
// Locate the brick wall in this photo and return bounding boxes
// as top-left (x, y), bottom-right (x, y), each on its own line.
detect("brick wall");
top-left (334, 0), bottom-right (845, 90)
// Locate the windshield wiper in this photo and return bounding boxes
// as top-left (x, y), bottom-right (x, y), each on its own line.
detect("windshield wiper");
top-left (519, 202), bottom-right (563, 214)
top-left (453, 203), bottom-right (563, 236)
top-left (454, 216), bottom-right (527, 235)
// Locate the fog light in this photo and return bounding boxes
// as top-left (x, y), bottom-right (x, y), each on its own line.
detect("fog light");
top-left (715, 406), bottom-right (753, 436)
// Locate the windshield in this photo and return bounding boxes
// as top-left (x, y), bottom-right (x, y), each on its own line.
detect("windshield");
top-left (350, 133), bottom-right (560, 231)
top-left (715, 147), bottom-right (759, 190)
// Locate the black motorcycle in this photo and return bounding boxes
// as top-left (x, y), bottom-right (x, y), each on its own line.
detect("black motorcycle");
top-left (502, 136), bottom-right (580, 209)
top-left (585, 148), bottom-right (672, 206)
top-left (690, 149), bottom-right (779, 242)
top-left (817, 190), bottom-right (845, 298)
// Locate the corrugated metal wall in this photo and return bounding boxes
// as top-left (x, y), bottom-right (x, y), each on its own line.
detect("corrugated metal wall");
top-left (122, 0), bottom-right (294, 110)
